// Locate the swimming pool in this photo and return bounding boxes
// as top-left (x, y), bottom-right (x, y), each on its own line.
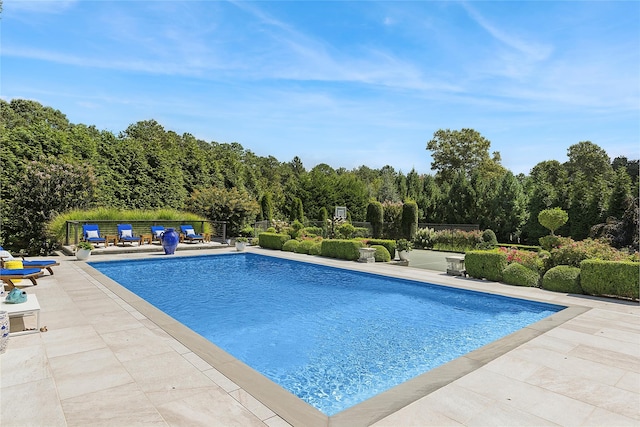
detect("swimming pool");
top-left (89, 253), bottom-right (564, 416)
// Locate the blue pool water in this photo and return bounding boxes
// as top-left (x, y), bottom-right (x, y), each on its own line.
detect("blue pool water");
top-left (90, 253), bottom-right (564, 415)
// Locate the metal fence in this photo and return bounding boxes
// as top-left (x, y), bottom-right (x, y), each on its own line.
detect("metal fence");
top-left (418, 223), bottom-right (479, 232)
top-left (65, 220), bottom-right (227, 245)
top-left (252, 220), bottom-right (477, 239)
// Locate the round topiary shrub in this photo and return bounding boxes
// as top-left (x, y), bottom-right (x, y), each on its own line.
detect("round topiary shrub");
top-left (482, 229), bottom-right (498, 245)
top-left (282, 239), bottom-right (300, 252)
top-left (542, 265), bottom-right (582, 294)
top-left (502, 263), bottom-right (540, 287)
top-left (294, 239), bottom-right (315, 254)
top-left (371, 245), bottom-right (391, 262)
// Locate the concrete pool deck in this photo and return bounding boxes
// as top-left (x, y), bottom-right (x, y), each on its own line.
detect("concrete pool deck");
top-left (1, 247), bottom-right (638, 426)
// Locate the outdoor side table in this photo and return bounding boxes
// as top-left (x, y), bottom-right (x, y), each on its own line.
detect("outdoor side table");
top-left (2, 294), bottom-right (40, 335)
top-left (104, 235), bottom-right (119, 246)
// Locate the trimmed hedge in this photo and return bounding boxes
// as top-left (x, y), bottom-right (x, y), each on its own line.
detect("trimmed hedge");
top-left (465, 250), bottom-right (508, 282)
top-left (309, 242), bottom-right (322, 256)
top-left (542, 266), bottom-right (582, 294)
top-left (580, 259), bottom-right (639, 300)
top-left (366, 239), bottom-right (396, 258)
top-left (371, 245), bottom-right (391, 262)
top-left (258, 232), bottom-right (291, 250)
top-left (321, 239), bottom-right (364, 261)
top-left (282, 239), bottom-right (300, 252)
top-left (502, 263), bottom-right (540, 287)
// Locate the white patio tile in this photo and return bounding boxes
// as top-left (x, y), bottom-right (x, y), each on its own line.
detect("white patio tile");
top-left (0, 378), bottom-right (66, 427)
top-left (157, 387), bottom-right (266, 427)
top-left (525, 365), bottom-right (640, 421)
top-left (42, 324), bottom-right (107, 358)
top-left (49, 347), bottom-right (134, 400)
top-left (61, 382), bottom-right (167, 427)
top-left (0, 343), bottom-right (51, 388)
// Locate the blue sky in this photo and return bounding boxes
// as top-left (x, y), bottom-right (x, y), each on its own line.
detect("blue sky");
top-left (2, 1), bottom-right (639, 175)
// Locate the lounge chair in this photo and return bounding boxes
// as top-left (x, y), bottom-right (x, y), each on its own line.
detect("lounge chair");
top-left (180, 225), bottom-right (204, 243)
top-left (82, 224), bottom-right (106, 247)
top-left (117, 224), bottom-right (141, 246)
top-left (150, 226), bottom-right (165, 244)
top-left (0, 246), bottom-right (59, 275)
top-left (0, 268), bottom-right (43, 289)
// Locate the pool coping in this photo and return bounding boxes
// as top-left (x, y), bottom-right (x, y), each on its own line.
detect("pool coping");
top-left (79, 249), bottom-right (591, 427)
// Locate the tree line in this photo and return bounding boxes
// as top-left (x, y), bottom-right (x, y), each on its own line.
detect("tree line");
top-left (0, 99), bottom-right (637, 254)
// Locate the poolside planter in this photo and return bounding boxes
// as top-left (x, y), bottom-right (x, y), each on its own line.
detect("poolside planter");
top-left (358, 247), bottom-right (376, 263)
top-left (76, 249), bottom-right (91, 261)
top-left (0, 311), bottom-right (9, 354)
top-left (235, 241), bottom-right (247, 251)
top-left (162, 228), bottom-right (180, 255)
top-left (446, 255), bottom-right (466, 276)
top-left (398, 250), bottom-right (410, 261)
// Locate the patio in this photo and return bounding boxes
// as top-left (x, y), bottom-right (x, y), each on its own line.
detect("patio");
top-left (1, 247), bottom-right (638, 426)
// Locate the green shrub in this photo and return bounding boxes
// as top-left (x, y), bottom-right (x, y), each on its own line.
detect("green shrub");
top-left (542, 266), bottom-right (582, 294)
top-left (301, 226), bottom-right (324, 238)
top-left (239, 225), bottom-right (254, 237)
top-left (266, 227), bottom-right (276, 233)
top-left (550, 238), bottom-right (629, 268)
top-left (288, 220), bottom-right (304, 238)
top-left (320, 239), bottom-right (364, 261)
top-left (294, 239), bottom-right (316, 254)
top-left (282, 239), bottom-right (300, 252)
top-left (353, 227), bottom-right (370, 238)
top-left (258, 232), bottom-right (291, 250)
top-left (433, 229), bottom-right (483, 252)
top-left (580, 259), bottom-right (639, 300)
top-left (309, 242), bottom-right (322, 255)
top-left (336, 223), bottom-right (356, 239)
top-left (502, 263), bottom-right (540, 287)
top-left (371, 245), bottom-right (391, 262)
top-left (366, 201), bottom-right (384, 239)
top-left (499, 247), bottom-right (544, 273)
top-left (401, 201), bottom-right (418, 240)
top-left (366, 239), bottom-right (396, 258)
top-left (482, 229), bottom-right (498, 245)
top-left (414, 227), bottom-right (436, 249)
top-left (478, 229), bottom-right (498, 250)
top-left (539, 235), bottom-right (563, 251)
top-left (465, 250), bottom-right (508, 282)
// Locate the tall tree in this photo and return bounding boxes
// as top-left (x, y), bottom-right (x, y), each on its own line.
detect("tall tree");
top-left (565, 141), bottom-right (614, 184)
top-left (443, 170), bottom-right (476, 224)
top-left (490, 171), bottom-right (527, 241)
top-left (426, 128), bottom-right (503, 183)
top-left (186, 186), bottom-right (260, 236)
top-left (608, 166), bottom-right (633, 220)
top-left (6, 157), bottom-right (97, 253)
